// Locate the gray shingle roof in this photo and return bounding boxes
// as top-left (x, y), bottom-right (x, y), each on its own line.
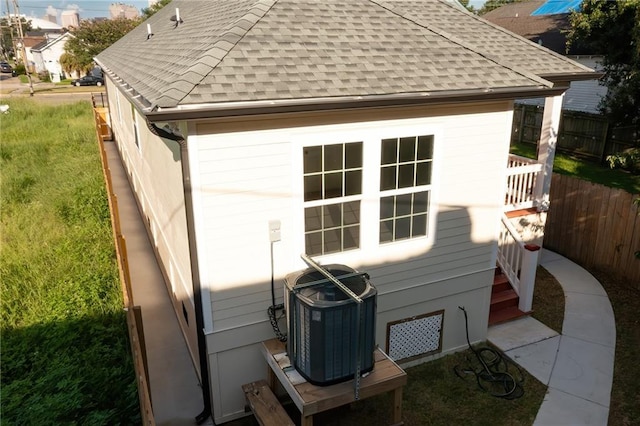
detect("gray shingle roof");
top-left (96, 0), bottom-right (596, 111)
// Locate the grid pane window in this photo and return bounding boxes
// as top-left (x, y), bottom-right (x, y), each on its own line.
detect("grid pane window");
top-left (379, 134), bottom-right (433, 243)
top-left (303, 143), bottom-right (363, 255)
top-left (380, 135), bottom-right (433, 191)
top-left (304, 202), bottom-right (361, 255)
top-left (379, 192), bottom-right (430, 243)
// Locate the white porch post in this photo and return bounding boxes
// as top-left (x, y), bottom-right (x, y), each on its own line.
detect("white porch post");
top-left (518, 244), bottom-right (541, 313)
top-left (535, 93), bottom-right (564, 211)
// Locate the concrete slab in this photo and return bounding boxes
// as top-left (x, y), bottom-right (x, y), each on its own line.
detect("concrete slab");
top-left (539, 249), bottom-right (564, 264)
top-left (548, 336), bottom-right (614, 407)
top-left (490, 250), bottom-right (615, 426)
top-left (505, 335), bottom-right (560, 385)
top-left (540, 254), bottom-right (607, 297)
top-left (562, 293), bottom-right (616, 347)
top-left (104, 140), bottom-right (207, 425)
top-left (488, 316), bottom-right (558, 351)
top-left (534, 388), bottom-right (609, 426)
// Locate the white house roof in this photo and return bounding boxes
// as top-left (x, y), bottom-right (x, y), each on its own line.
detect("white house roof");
top-left (95, 0), bottom-right (598, 117)
top-left (30, 32), bottom-right (72, 53)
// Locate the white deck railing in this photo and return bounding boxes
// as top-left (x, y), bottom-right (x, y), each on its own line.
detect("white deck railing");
top-left (497, 214), bottom-right (540, 312)
top-left (505, 154), bottom-right (543, 210)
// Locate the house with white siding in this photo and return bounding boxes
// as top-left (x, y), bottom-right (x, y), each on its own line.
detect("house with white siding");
top-left (30, 32), bottom-right (73, 82)
top-left (95, 0), bottom-right (598, 423)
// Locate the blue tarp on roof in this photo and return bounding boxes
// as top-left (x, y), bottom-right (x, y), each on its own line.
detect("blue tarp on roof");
top-left (531, 0), bottom-right (582, 15)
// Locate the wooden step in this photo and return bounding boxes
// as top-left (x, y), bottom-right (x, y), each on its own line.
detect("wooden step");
top-left (492, 273), bottom-right (511, 294)
top-left (489, 266), bottom-right (529, 325)
top-left (489, 305), bottom-right (529, 325)
top-left (242, 380), bottom-right (294, 426)
top-left (491, 289), bottom-right (519, 312)
top-left (505, 207), bottom-right (538, 218)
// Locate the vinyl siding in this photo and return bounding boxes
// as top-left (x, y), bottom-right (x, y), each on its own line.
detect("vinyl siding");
top-left (105, 80), bottom-right (199, 364)
top-left (193, 102), bottom-right (512, 422)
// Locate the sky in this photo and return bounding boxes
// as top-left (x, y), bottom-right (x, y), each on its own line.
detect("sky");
top-left (4, 0), bottom-right (487, 21)
top-left (2, 1), bottom-right (154, 20)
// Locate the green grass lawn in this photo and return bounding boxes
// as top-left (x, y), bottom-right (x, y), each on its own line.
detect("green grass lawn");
top-left (0, 98), bottom-right (140, 424)
top-left (510, 142), bottom-right (640, 194)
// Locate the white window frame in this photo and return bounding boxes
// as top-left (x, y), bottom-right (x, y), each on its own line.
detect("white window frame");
top-left (378, 134), bottom-right (434, 244)
top-left (132, 104), bottom-right (141, 152)
top-left (302, 141), bottom-right (364, 256)
top-left (293, 119), bottom-right (441, 264)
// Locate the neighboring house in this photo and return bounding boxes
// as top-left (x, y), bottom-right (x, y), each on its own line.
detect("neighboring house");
top-left (31, 32), bottom-right (74, 81)
top-left (482, 0), bottom-right (607, 114)
top-left (19, 30), bottom-right (64, 73)
top-left (95, 0), bottom-right (597, 423)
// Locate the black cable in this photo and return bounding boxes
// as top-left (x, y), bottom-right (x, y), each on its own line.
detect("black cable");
top-left (454, 306), bottom-right (525, 400)
top-left (268, 304), bottom-right (287, 342)
top-left (268, 241), bottom-right (287, 342)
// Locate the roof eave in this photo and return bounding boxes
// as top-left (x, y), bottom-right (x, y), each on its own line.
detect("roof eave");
top-left (542, 71), bottom-right (604, 83)
top-left (144, 85), bottom-right (569, 123)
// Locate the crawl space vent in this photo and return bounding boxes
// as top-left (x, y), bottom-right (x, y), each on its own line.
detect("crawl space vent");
top-left (387, 310), bottom-right (443, 362)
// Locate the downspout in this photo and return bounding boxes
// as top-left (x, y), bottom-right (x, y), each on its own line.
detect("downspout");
top-left (146, 121), bottom-right (213, 425)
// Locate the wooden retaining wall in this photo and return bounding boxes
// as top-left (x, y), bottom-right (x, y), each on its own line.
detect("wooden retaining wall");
top-left (545, 173), bottom-right (640, 287)
top-left (94, 100), bottom-right (155, 425)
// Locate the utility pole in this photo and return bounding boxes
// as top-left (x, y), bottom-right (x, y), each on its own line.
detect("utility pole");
top-left (11, 0), bottom-right (33, 96)
top-left (2, 0), bottom-right (14, 61)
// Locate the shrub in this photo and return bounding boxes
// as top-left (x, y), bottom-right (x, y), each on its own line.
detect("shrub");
top-left (38, 71), bottom-right (51, 82)
top-left (13, 63), bottom-right (25, 75)
top-left (607, 147), bottom-right (640, 174)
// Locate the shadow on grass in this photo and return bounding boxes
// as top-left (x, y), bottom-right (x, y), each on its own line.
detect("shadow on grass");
top-left (1, 312), bottom-right (141, 425)
top-left (225, 345), bottom-right (546, 426)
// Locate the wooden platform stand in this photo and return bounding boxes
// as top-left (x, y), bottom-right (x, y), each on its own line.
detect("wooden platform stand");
top-left (242, 380), bottom-right (295, 426)
top-left (250, 338), bottom-right (407, 426)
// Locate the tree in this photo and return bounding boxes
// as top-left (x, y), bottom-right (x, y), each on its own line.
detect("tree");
top-left (1, 16), bottom-right (33, 61)
top-left (63, 18), bottom-right (139, 74)
top-left (567, 0), bottom-right (640, 130)
top-left (479, 0), bottom-right (523, 15)
top-left (141, 0), bottom-right (172, 19)
top-left (59, 51), bottom-right (86, 76)
top-left (453, 0), bottom-right (473, 13)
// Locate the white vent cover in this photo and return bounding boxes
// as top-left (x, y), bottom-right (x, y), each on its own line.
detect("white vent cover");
top-left (387, 310), bottom-right (444, 362)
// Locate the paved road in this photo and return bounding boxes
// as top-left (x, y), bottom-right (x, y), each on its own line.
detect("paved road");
top-left (0, 74), bottom-right (102, 105)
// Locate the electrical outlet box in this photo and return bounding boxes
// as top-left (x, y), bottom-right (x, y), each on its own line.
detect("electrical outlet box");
top-left (269, 220), bottom-right (281, 242)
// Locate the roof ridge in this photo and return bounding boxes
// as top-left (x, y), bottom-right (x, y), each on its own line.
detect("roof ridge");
top-left (31, 32), bottom-right (72, 52)
top-left (155, 0), bottom-right (277, 108)
top-left (371, 0), bottom-right (552, 87)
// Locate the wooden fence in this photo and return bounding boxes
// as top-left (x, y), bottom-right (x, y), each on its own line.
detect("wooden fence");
top-left (94, 99), bottom-right (155, 425)
top-left (544, 173), bottom-right (640, 286)
top-left (512, 104), bottom-right (638, 163)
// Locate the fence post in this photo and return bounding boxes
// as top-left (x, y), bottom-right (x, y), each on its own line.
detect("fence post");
top-left (518, 244), bottom-right (541, 313)
top-left (600, 121), bottom-right (611, 165)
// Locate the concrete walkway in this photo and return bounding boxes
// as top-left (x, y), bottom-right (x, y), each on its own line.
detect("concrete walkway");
top-left (103, 139), bottom-right (209, 425)
top-left (488, 250), bottom-right (615, 426)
